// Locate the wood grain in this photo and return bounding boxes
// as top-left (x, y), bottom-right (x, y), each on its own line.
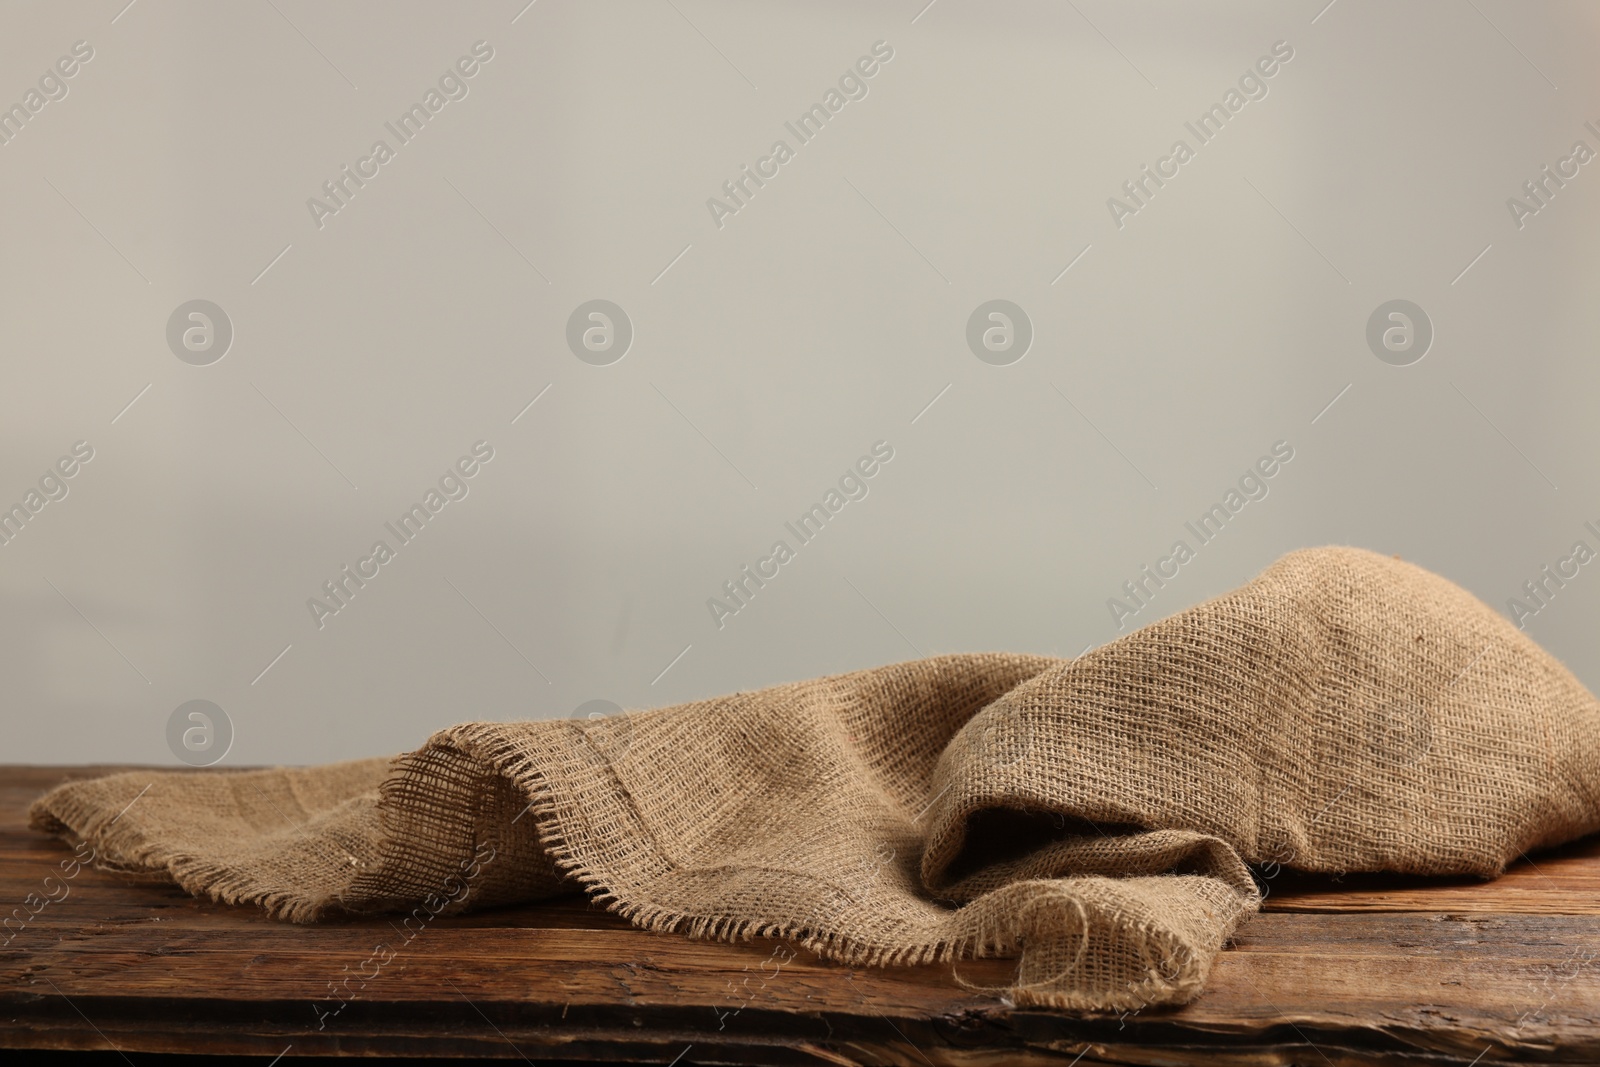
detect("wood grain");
top-left (4, 765), bottom-right (1598, 1064)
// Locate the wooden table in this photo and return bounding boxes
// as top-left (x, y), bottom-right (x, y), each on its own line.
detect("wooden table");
top-left (4, 766), bottom-right (1598, 1065)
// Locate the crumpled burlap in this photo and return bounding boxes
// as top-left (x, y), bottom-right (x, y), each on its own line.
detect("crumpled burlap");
top-left (30, 546), bottom-right (1600, 1011)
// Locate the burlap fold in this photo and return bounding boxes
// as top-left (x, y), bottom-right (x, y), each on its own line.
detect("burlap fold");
top-left (30, 547), bottom-right (1600, 1011)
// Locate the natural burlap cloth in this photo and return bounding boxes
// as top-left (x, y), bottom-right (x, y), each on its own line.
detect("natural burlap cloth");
top-left (30, 547), bottom-right (1600, 1011)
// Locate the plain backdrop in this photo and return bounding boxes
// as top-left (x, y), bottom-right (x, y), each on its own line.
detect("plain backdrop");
top-left (2, 0), bottom-right (1597, 766)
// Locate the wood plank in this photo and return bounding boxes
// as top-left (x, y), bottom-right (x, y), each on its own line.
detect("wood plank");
top-left (5, 765), bottom-right (1600, 1064)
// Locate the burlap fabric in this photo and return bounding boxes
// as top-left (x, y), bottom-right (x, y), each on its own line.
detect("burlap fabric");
top-left (30, 547), bottom-right (1600, 1011)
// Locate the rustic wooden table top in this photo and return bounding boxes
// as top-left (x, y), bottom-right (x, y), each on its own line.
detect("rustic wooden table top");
top-left (4, 765), bottom-right (1598, 1065)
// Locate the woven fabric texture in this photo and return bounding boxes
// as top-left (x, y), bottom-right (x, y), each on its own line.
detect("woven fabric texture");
top-left (30, 546), bottom-right (1600, 1010)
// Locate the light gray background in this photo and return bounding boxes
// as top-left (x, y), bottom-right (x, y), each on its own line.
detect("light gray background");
top-left (3, 0), bottom-right (1597, 766)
